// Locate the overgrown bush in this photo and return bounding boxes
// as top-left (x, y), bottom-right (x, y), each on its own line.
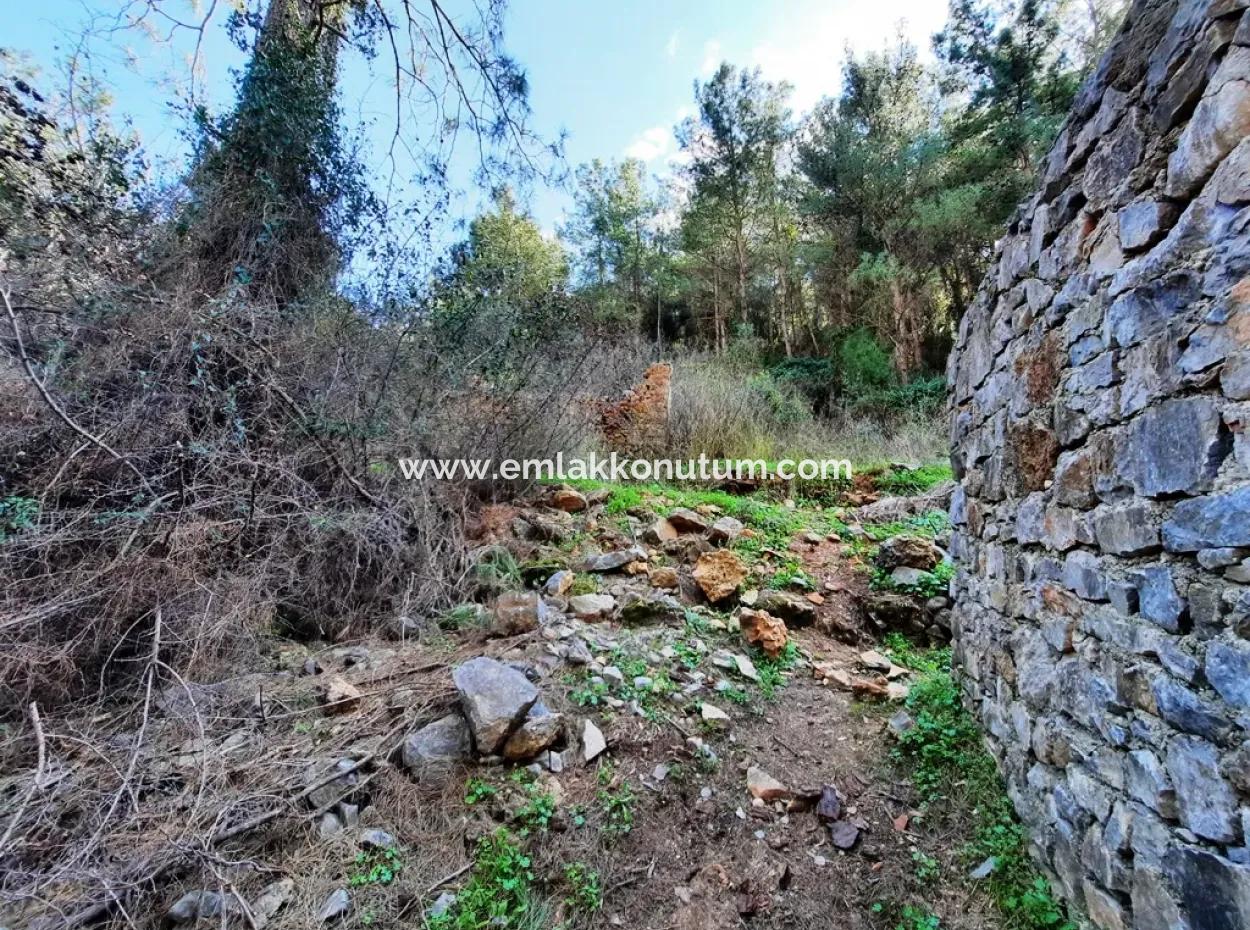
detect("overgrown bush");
top-left (666, 356), bottom-right (819, 460)
top-left (0, 74), bottom-right (616, 716)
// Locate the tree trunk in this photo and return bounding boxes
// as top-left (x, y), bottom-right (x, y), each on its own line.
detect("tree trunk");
top-left (889, 277), bottom-right (924, 379)
top-left (183, 0), bottom-right (345, 302)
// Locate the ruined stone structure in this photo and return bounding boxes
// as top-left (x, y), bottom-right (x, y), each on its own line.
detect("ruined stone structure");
top-left (596, 362), bottom-right (673, 456)
top-left (946, 1), bottom-right (1250, 927)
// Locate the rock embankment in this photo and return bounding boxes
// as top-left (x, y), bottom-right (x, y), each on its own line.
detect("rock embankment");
top-left (947, 1), bottom-right (1250, 927)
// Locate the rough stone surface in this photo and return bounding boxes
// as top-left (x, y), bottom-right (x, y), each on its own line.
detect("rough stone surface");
top-left (452, 657), bottom-right (538, 755)
top-left (738, 608), bottom-right (788, 658)
top-left (692, 549), bottom-right (747, 602)
top-left (875, 535), bottom-right (943, 571)
top-left (574, 546), bottom-right (647, 572)
top-left (667, 508), bottom-right (710, 533)
top-left (947, 7), bottom-right (1250, 927)
top-left (402, 713), bottom-right (471, 778)
top-left (502, 703), bottom-right (564, 761)
top-left (753, 589), bottom-right (818, 626)
top-left (707, 515), bottom-right (744, 544)
top-left (492, 591), bottom-right (547, 636)
top-left (569, 593), bottom-right (615, 620)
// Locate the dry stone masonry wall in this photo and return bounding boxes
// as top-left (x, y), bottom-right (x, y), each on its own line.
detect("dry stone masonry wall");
top-left (946, 1), bottom-right (1250, 928)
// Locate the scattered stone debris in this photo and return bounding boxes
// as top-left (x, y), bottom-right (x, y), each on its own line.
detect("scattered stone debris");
top-left (734, 653), bottom-right (760, 682)
top-left (828, 820), bottom-right (861, 850)
top-left (360, 829), bottom-right (396, 849)
top-left (856, 481), bottom-right (954, 523)
top-left (701, 702), bottom-right (731, 727)
top-left (708, 515), bottom-right (744, 544)
top-left (746, 765), bottom-right (790, 802)
top-left (645, 517), bottom-right (680, 543)
top-left (492, 590), bottom-right (546, 635)
top-left (668, 507), bottom-right (710, 533)
top-left (648, 565), bottom-right (680, 588)
top-left (428, 891), bottom-right (457, 920)
top-left (550, 486), bottom-right (588, 512)
top-left (969, 857), bottom-right (998, 880)
top-left (858, 649), bottom-right (892, 672)
top-left (544, 569), bottom-right (575, 596)
top-left (322, 676), bottom-right (362, 715)
top-left (502, 702), bottom-right (563, 760)
top-left (576, 546), bottom-right (647, 572)
top-left (251, 879), bottom-right (294, 928)
top-left (168, 891), bottom-right (224, 924)
top-left (403, 714), bottom-right (471, 778)
top-left (616, 590), bottom-right (685, 625)
top-left (887, 711), bottom-right (914, 737)
top-left (569, 593), bottom-right (615, 619)
top-left (753, 589), bottom-right (816, 626)
top-left (875, 535), bottom-right (943, 571)
top-left (317, 889), bottom-right (351, 923)
top-left (815, 784), bottom-right (842, 822)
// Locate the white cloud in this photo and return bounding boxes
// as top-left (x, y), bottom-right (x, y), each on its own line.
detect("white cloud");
top-left (700, 39), bottom-right (722, 77)
top-left (624, 125), bottom-right (672, 163)
top-left (748, 0), bottom-right (949, 115)
top-left (666, 31), bottom-right (680, 58)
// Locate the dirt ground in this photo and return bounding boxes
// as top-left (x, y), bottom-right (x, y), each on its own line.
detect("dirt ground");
top-left (2, 475), bottom-right (994, 930)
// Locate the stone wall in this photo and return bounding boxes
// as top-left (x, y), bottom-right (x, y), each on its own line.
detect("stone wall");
top-left (946, 1), bottom-right (1250, 927)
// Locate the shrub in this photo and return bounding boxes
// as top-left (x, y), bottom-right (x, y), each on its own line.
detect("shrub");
top-left (666, 356), bottom-right (817, 461)
top-left (836, 327), bottom-right (895, 393)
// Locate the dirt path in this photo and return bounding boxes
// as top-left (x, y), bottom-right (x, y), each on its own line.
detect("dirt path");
top-left (8, 473), bottom-right (1021, 930)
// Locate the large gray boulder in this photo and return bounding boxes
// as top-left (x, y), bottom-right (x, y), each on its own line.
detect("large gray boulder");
top-left (452, 657), bottom-right (539, 754)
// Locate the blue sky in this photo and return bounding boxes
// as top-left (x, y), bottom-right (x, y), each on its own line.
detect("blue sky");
top-left (7, 0), bottom-right (949, 241)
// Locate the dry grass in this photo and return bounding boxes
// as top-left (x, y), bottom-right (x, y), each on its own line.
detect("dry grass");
top-left (664, 355), bottom-right (946, 467)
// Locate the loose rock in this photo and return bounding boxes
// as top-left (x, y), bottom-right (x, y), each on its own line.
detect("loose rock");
top-left (738, 608), bottom-right (788, 658)
top-left (492, 591), bottom-right (546, 636)
top-left (668, 508), bottom-right (710, 533)
top-left (318, 889), bottom-right (351, 923)
top-left (452, 657), bottom-right (539, 755)
top-left (402, 714), bottom-right (471, 778)
top-left (581, 719), bottom-right (606, 762)
top-left (692, 550), bottom-right (748, 602)
top-left (746, 765), bottom-right (790, 802)
top-left (322, 676), bottom-right (362, 715)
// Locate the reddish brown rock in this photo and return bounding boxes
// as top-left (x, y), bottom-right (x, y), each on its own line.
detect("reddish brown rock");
top-left (693, 549), bottom-right (747, 602)
top-left (549, 486), bottom-right (588, 513)
top-left (648, 565), bottom-right (679, 589)
top-left (738, 608), bottom-right (788, 658)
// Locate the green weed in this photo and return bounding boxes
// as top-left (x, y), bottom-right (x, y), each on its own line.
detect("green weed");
top-left (514, 784), bottom-right (557, 835)
top-left (751, 640), bottom-right (800, 699)
top-left (568, 573), bottom-right (600, 596)
top-left (874, 464), bottom-right (954, 496)
top-left (871, 561), bottom-right (954, 599)
top-left (428, 829), bottom-right (549, 930)
top-left (463, 777), bottom-right (497, 806)
top-left (348, 846), bottom-right (403, 887)
top-left (563, 862), bottom-right (603, 913)
top-left (0, 495), bottom-right (38, 540)
top-left (891, 648), bottom-right (1073, 930)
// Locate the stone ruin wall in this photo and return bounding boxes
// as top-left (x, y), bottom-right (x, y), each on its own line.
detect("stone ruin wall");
top-left (946, 0), bottom-right (1250, 927)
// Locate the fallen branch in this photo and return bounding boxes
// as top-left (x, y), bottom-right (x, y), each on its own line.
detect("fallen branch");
top-left (0, 702), bottom-right (47, 855)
